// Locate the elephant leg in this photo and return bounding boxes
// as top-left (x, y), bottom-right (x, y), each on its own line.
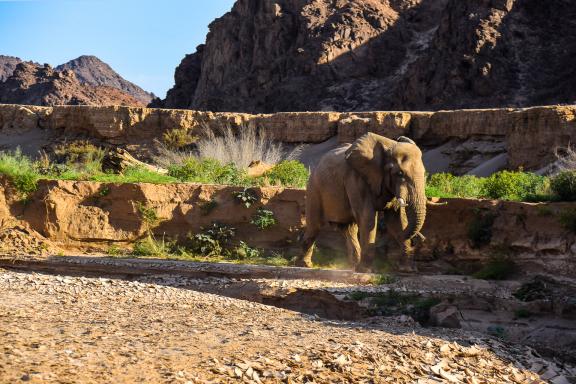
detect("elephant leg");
top-left (296, 227), bottom-right (318, 268)
top-left (356, 210), bottom-right (378, 273)
top-left (343, 223), bottom-right (361, 269)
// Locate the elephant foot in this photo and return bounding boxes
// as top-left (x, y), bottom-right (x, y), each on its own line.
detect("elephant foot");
top-left (295, 258), bottom-right (313, 268)
top-left (355, 263), bottom-right (373, 273)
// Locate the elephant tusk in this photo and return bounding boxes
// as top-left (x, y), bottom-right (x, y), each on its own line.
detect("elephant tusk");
top-left (397, 198), bottom-right (408, 208)
top-left (416, 232), bottom-right (426, 241)
top-left (427, 200), bottom-right (448, 206)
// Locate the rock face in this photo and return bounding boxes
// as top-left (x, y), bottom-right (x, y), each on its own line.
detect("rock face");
top-left (0, 55), bottom-right (26, 82)
top-left (56, 55), bottom-right (154, 105)
top-left (1, 103), bottom-right (574, 171)
top-left (161, 0), bottom-right (576, 113)
top-left (0, 62), bottom-right (144, 107)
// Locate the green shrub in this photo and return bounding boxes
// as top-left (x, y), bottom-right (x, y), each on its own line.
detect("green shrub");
top-left (188, 233), bottom-right (222, 257)
top-left (559, 209), bottom-right (576, 233)
top-left (53, 140), bottom-right (104, 163)
top-left (251, 208), bottom-right (276, 229)
top-left (468, 209), bottom-right (496, 248)
top-left (264, 160), bottom-right (309, 188)
top-left (162, 128), bottom-right (197, 150)
top-left (231, 241), bottom-right (261, 260)
top-left (135, 202), bottom-right (161, 228)
top-left (481, 171), bottom-right (549, 201)
top-left (0, 149), bottom-right (40, 194)
top-left (473, 257), bottom-right (516, 280)
top-left (232, 188), bottom-right (258, 208)
top-left (187, 223), bottom-right (235, 257)
top-left (551, 170), bottom-right (576, 201)
top-left (168, 158), bottom-right (249, 185)
top-left (427, 173), bottom-right (484, 198)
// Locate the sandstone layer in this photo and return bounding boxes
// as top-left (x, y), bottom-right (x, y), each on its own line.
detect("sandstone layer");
top-left (1, 103), bottom-right (575, 170)
top-left (160, 0), bottom-right (576, 113)
top-left (2, 179), bottom-right (574, 277)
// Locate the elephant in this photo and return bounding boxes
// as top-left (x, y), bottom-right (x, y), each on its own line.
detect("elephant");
top-left (295, 132), bottom-right (427, 272)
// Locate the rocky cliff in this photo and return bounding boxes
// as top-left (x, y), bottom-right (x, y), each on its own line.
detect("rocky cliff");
top-left (56, 55), bottom-right (154, 105)
top-left (0, 55), bottom-right (152, 106)
top-left (1, 103), bottom-right (574, 171)
top-left (160, 0), bottom-right (576, 113)
top-left (0, 62), bottom-right (143, 107)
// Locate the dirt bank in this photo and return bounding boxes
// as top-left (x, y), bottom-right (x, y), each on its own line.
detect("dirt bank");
top-left (1, 178), bottom-right (575, 277)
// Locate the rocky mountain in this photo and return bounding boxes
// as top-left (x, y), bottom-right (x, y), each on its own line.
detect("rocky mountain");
top-left (56, 55), bottom-right (154, 105)
top-left (159, 0), bottom-right (576, 113)
top-left (0, 62), bottom-right (142, 107)
top-left (0, 55), bottom-right (26, 82)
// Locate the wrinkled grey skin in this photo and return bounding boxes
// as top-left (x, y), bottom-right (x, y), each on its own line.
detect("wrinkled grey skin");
top-left (296, 133), bottom-right (427, 272)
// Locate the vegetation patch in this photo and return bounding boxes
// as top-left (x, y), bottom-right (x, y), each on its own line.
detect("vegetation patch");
top-left (347, 290), bottom-right (441, 325)
top-left (473, 256), bottom-right (517, 280)
top-left (550, 170), bottom-right (576, 201)
top-left (559, 209), bottom-right (576, 233)
top-left (468, 209), bottom-right (496, 248)
top-left (513, 278), bottom-right (552, 302)
top-left (162, 128), bottom-right (197, 150)
top-left (0, 149), bottom-right (40, 195)
top-left (251, 208), bottom-right (276, 229)
top-left (132, 233), bottom-right (175, 257)
top-left (232, 188), bottom-right (258, 208)
top-left (263, 160), bottom-right (309, 189)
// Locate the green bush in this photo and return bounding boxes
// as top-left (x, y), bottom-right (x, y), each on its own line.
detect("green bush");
top-left (468, 210), bottom-right (496, 248)
top-left (481, 171), bottom-right (549, 201)
top-left (0, 149), bottom-right (40, 194)
top-left (231, 241), bottom-right (261, 260)
top-left (426, 173), bottom-right (484, 198)
top-left (551, 170), bottom-right (576, 201)
top-left (232, 188), bottom-right (258, 208)
top-left (168, 158), bottom-right (249, 185)
top-left (264, 160), bottom-right (309, 188)
top-left (473, 257), bottom-right (516, 280)
top-left (187, 223), bottom-right (235, 257)
top-left (251, 208), bottom-right (276, 229)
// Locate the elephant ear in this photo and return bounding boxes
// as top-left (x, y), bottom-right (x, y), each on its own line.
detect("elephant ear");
top-left (345, 133), bottom-right (393, 196)
top-left (396, 136), bottom-right (416, 145)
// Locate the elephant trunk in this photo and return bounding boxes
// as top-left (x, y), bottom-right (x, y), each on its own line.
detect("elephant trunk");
top-left (404, 175), bottom-right (427, 240)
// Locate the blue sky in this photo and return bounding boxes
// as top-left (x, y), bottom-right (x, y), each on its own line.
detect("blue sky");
top-left (0, 0), bottom-right (236, 97)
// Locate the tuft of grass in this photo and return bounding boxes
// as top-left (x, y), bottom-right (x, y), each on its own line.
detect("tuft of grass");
top-left (132, 233), bottom-right (174, 257)
top-left (0, 149), bottom-right (40, 195)
top-left (251, 208), bottom-right (276, 229)
top-left (473, 257), bottom-right (516, 280)
top-left (195, 125), bottom-right (293, 169)
top-left (370, 274), bottom-right (397, 285)
top-left (168, 158), bottom-right (250, 185)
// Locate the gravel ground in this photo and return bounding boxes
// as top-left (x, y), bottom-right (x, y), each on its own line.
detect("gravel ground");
top-left (0, 269), bottom-right (571, 383)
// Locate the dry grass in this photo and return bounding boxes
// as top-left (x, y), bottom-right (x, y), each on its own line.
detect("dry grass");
top-left (154, 124), bottom-right (302, 169)
top-left (554, 145), bottom-right (576, 172)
